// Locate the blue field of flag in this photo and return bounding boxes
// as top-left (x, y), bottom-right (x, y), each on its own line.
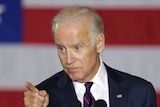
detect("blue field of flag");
top-left (0, 0), bottom-right (22, 43)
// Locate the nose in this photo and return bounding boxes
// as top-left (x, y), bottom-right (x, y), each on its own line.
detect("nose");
top-left (66, 50), bottom-right (75, 64)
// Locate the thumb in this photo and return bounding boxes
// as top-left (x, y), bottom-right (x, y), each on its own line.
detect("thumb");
top-left (39, 90), bottom-right (49, 107)
top-left (39, 90), bottom-right (48, 97)
top-left (24, 81), bottom-right (38, 91)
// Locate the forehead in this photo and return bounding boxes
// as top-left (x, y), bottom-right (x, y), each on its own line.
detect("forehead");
top-left (54, 18), bottom-right (91, 45)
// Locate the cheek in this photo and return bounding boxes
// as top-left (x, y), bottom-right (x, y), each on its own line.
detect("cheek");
top-left (79, 52), bottom-right (95, 68)
top-left (85, 49), bottom-right (98, 65)
top-left (85, 48), bottom-right (97, 59)
top-left (58, 54), bottom-right (66, 65)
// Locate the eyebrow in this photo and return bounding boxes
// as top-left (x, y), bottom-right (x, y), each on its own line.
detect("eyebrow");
top-left (55, 39), bottom-right (90, 48)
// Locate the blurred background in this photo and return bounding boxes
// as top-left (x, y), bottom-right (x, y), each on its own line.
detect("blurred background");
top-left (0, 0), bottom-right (160, 106)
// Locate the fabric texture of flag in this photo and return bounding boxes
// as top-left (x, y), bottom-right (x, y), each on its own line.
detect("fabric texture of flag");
top-left (0, 0), bottom-right (160, 107)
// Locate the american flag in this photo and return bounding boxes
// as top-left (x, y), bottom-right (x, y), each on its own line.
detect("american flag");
top-left (0, 0), bottom-right (160, 106)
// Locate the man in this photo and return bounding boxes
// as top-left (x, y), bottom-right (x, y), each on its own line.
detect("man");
top-left (24, 6), bottom-right (157, 107)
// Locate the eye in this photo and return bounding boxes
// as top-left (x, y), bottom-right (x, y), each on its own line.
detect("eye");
top-left (75, 45), bottom-right (81, 51)
top-left (57, 46), bottom-right (66, 53)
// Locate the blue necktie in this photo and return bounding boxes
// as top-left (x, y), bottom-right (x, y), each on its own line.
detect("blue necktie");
top-left (84, 82), bottom-right (95, 107)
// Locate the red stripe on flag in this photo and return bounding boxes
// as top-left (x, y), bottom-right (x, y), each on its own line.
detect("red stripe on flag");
top-left (0, 91), bottom-right (159, 107)
top-left (157, 92), bottom-right (160, 107)
top-left (23, 9), bottom-right (60, 44)
top-left (0, 90), bottom-right (24, 107)
top-left (97, 9), bottom-right (160, 45)
top-left (23, 8), bottom-right (160, 45)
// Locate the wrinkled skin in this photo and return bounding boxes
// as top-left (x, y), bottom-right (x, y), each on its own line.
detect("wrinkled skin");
top-left (23, 17), bottom-right (105, 107)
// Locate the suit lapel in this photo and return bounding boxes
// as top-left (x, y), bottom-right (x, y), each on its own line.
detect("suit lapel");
top-left (57, 65), bottom-right (128, 107)
top-left (56, 71), bottom-right (78, 106)
top-left (105, 64), bottom-right (127, 107)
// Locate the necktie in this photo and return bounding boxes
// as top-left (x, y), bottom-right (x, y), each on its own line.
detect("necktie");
top-left (84, 82), bottom-right (95, 107)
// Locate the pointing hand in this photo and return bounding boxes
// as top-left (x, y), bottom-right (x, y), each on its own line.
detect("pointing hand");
top-left (24, 82), bottom-right (49, 107)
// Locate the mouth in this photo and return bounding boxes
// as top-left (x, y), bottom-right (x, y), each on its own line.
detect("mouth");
top-left (66, 67), bottom-right (81, 80)
top-left (66, 67), bottom-right (79, 73)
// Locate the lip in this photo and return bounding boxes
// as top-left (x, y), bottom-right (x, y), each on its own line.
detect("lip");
top-left (67, 67), bottom-right (79, 72)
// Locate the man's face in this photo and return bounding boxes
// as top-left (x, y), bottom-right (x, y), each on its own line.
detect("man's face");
top-left (54, 18), bottom-right (101, 82)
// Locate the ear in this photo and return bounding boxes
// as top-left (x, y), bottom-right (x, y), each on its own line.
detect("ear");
top-left (96, 33), bottom-right (105, 53)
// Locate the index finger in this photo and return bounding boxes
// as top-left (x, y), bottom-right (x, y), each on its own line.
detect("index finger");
top-left (24, 81), bottom-right (38, 91)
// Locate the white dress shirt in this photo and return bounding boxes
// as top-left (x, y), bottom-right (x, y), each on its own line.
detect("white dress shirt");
top-left (73, 57), bottom-right (110, 107)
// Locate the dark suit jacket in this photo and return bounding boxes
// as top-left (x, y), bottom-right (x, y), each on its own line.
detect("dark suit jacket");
top-left (36, 63), bottom-right (157, 107)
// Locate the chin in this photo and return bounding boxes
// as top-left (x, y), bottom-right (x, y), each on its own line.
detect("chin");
top-left (69, 75), bottom-right (82, 81)
top-left (70, 76), bottom-right (79, 81)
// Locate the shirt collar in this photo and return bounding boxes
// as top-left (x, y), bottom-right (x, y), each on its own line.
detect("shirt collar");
top-left (91, 56), bottom-right (107, 89)
top-left (73, 56), bottom-right (108, 93)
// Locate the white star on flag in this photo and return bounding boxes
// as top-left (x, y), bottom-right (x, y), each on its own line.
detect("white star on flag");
top-left (0, 4), bottom-right (6, 25)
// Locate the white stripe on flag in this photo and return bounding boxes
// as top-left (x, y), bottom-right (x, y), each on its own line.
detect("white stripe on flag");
top-left (22, 0), bottom-right (160, 8)
top-left (0, 44), bottom-right (160, 91)
top-left (0, 44), bottom-right (62, 89)
top-left (102, 46), bottom-right (160, 90)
